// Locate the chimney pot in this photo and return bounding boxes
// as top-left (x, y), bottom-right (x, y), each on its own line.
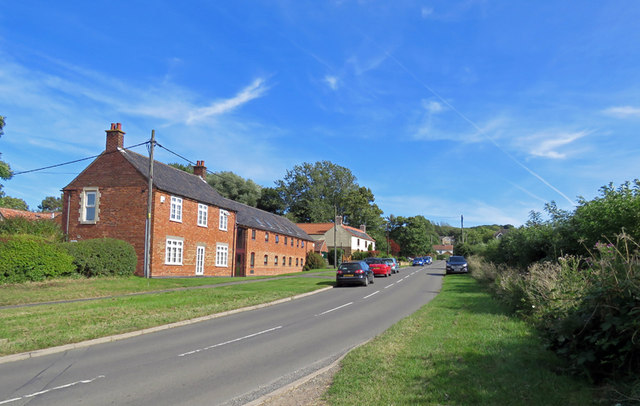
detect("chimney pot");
top-left (193, 160), bottom-right (207, 179)
top-left (105, 122), bottom-right (125, 152)
top-left (335, 216), bottom-right (343, 226)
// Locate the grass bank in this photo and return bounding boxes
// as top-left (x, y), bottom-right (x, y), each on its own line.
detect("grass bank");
top-left (0, 274), bottom-right (334, 356)
top-left (325, 275), bottom-right (596, 405)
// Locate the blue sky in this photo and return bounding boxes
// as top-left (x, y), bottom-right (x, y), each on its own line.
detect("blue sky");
top-left (1, 1), bottom-right (639, 227)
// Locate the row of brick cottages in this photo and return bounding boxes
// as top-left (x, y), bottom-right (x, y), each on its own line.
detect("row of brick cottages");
top-left (60, 123), bottom-right (377, 278)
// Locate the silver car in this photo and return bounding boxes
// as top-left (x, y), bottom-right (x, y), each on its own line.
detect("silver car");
top-left (382, 257), bottom-right (399, 274)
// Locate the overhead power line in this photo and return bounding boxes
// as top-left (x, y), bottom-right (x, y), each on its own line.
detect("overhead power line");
top-left (12, 141), bottom-right (150, 176)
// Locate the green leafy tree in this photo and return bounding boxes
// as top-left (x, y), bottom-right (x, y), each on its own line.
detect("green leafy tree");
top-left (206, 171), bottom-right (261, 206)
top-left (0, 115), bottom-right (12, 191)
top-left (0, 196), bottom-right (28, 210)
top-left (38, 195), bottom-right (63, 212)
top-left (256, 187), bottom-right (286, 215)
top-left (276, 161), bottom-right (358, 223)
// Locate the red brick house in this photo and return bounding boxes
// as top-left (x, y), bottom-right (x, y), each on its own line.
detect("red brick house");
top-left (224, 199), bottom-right (315, 276)
top-left (61, 123), bottom-right (315, 278)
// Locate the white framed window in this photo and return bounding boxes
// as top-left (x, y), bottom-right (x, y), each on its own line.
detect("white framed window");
top-left (275, 256), bottom-right (279, 265)
top-left (170, 196), bottom-right (183, 222)
top-left (301, 241), bottom-right (305, 248)
top-left (264, 255), bottom-right (268, 265)
top-left (197, 204), bottom-right (208, 227)
top-left (275, 235), bottom-right (279, 244)
top-left (80, 187), bottom-right (99, 224)
top-left (265, 232), bottom-right (269, 242)
top-left (216, 243), bottom-right (229, 267)
top-left (219, 209), bottom-right (229, 231)
top-left (165, 238), bottom-right (184, 265)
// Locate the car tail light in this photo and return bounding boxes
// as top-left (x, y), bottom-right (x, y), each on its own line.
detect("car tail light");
top-left (337, 270), bottom-right (343, 275)
top-left (355, 269), bottom-right (364, 274)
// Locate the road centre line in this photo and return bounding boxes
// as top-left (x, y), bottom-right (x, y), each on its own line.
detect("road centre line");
top-left (384, 283), bottom-right (395, 289)
top-left (178, 326), bottom-right (283, 357)
top-left (363, 290), bottom-right (380, 299)
top-left (316, 302), bottom-right (353, 316)
top-left (0, 375), bottom-right (105, 405)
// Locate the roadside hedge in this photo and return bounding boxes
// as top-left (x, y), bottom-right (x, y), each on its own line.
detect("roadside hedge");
top-left (61, 238), bottom-right (137, 277)
top-left (0, 235), bottom-right (75, 284)
top-left (0, 217), bottom-right (64, 241)
top-left (303, 251), bottom-right (326, 271)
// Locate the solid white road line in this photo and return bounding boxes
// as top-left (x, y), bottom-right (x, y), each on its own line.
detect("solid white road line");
top-left (0, 375), bottom-right (105, 405)
top-left (178, 326), bottom-right (283, 357)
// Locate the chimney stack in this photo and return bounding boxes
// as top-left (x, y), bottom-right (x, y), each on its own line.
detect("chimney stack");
top-left (360, 224), bottom-right (366, 233)
top-left (335, 216), bottom-right (343, 226)
top-left (105, 123), bottom-right (125, 152)
top-left (193, 160), bottom-right (207, 179)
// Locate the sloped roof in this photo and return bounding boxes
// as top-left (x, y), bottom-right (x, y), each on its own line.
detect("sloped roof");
top-left (120, 149), bottom-right (236, 212)
top-left (296, 223), bottom-right (334, 236)
top-left (314, 239), bottom-right (328, 253)
top-left (433, 244), bottom-right (454, 251)
top-left (0, 208), bottom-right (61, 221)
top-left (120, 149), bottom-right (312, 240)
top-left (221, 198), bottom-right (313, 241)
top-left (343, 225), bottom-right (375, 241)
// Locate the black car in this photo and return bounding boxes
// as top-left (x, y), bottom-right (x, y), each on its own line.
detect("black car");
top-left (336, 261), bottom-right (374, 287)
top-left (445, 256), bottom-right (468, 274)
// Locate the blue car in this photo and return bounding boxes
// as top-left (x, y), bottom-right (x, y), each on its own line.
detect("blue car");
top-left (412, 257), bottom-right (425, 266)
top-left (424, 256), bottom-right (433, 265)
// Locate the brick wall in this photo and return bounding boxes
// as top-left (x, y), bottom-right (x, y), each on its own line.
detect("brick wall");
top-left (62, 150), bottom-right (237, 277)
top-left (150, 191), bottom-right (236, 277)
top-left (241, 228), bottom-right (315, 276)
top-left (62, 151), bottom-right (149, 275)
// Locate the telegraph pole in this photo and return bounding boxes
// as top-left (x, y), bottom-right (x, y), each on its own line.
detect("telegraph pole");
top-left (143, 130), bottom-right (155, 278)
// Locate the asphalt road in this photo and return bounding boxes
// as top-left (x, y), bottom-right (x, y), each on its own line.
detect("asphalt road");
top-left (0, 262), bottom-right (444, 406)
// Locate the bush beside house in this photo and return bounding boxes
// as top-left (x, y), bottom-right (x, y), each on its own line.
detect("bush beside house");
top-left (61, 238), bottom-right (138, 277)
top-left (0, 235), bottom-right (75, 283)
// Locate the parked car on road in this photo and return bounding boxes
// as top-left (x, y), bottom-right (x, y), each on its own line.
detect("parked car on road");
top-left (336, 261), bottom-right (374, 287)
top-left (424, 256), bottom-right (433, 265)
top-left (383, 257), bottom-right (399, 274)
top-left (412, 257), bottom-right (425, 266)
top-left (445, 256), bottom-right (468, 274)
top-left (364, 257), bottom-right (392, 277)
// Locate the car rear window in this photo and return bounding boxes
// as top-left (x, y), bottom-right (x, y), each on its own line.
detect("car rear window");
top-left (449, 256), bottom-right (466, 262)
top-left (339, 263), bottom-right (361, 271)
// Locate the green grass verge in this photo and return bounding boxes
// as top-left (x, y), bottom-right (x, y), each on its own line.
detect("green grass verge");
top-left (0, 268), bottom-right (337, 306)
top-left (0, 277), bottom-right (333, 356)
top-left (325, 275), bottom-right (596, 406)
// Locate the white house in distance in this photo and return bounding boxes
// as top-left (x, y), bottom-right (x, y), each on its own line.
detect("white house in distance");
top-left (297, 216), bottom-right (376, 259)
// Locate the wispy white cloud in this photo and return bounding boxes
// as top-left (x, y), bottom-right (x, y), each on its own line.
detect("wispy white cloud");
top-left (186, 78), bottom-right (269, 124)
top-left (602, 105), bottom-right (640, 118)
top-left (519, 130), bottom-right (592, 159)
top-left (324, 75), bottom-right (339, 90)
top-left (421, 7), bottom-right (434, 18)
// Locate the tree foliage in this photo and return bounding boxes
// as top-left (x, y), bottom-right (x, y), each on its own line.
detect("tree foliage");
top-left (206, 171), bottom-right (261, 206)
top-left (256, 187), bottom-right (286, 215)
top-left (275, 161), bottom-right (358, 223)
top-left (38, 195), bottom-right (63, 212)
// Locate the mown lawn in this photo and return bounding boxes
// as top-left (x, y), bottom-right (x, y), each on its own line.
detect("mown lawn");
top-left (0, 269), bottom-right (336, 306)
top-left (325, 275), bottom-right (596, 405)
top-left (0, 275), bottom-right (334, 356)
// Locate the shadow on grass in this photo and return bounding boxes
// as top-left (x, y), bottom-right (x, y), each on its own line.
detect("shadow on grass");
top-left (404, 341), bottom-right (595, 406)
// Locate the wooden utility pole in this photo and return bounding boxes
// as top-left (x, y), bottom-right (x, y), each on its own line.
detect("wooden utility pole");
top-left (144, 130), bottom-right (155, 278)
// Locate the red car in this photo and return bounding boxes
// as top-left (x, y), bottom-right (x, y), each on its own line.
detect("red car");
top-left (364, 258), bottom-right (391, 277)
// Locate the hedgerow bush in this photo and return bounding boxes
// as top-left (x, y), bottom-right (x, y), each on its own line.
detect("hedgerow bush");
top-left (0, 235), bottom-right (75, 284)
top-left (472, 238), bottom-right (640, 383)
top-left (351, 251), bottom-right (372, 260)
top-left (0, 217), bottom-right (64, 242)
top-left (303, 251), bottom-right (326, 271)
top-left (61, 238), bottom-right (137, 277)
